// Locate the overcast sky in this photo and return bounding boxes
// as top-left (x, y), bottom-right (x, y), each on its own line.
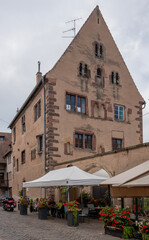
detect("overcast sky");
top-left (0, 0), bottom-right (149, 142)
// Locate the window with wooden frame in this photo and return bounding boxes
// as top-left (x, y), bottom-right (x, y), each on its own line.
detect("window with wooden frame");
top-left (74, 132), bottom-right (95, 151)
top-left (34, 99), bottom-right (41, 122)
top-left (75, 133), bottom-right (83, 148)
top-left (85, 135), bottom-right (92, 149)
top-left (66, 93), bottom-right (86, 114)
top-left (21, 150), bottom-right (25, 164)
top-left (37, 135), bottom-right (43, 153)
top-left (22, 115), bottom-right (26, 134)
top-left (112, 138), bottom-right (123, 150)
top-left (114, 105), bottom-right (124, 121)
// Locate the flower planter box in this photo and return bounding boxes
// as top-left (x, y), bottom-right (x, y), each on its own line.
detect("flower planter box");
top-left (105, 226), bottom-right (123, 238)
top-left (38, 208), bottom-right (48, 220)
top-left (20, 205), bottom-right (27, 215)
top-left (67, 211), bottom-right (79, 227)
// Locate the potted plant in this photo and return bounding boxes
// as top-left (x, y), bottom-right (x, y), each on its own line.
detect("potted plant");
top-left (29, 198), bottom-right (34, 213)
top-left (19, 197), bottom-right (28, 215)
top-left (138, 220), bottom-right (149, 240)
top-left (37, 198), bottom-right (49, 220)
top-left (65, 200), bottom-right (80, 227)
top-left (99, 206), bottom-right (135, 238)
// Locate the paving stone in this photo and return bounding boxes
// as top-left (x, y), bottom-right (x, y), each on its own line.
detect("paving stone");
top-left (0, 207), bottom-right (122, 240)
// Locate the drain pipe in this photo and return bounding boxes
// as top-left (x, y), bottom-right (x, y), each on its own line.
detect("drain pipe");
top-left (42, 75), bottom-right (46, 198)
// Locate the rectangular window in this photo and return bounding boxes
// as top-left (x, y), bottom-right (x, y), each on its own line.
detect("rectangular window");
top-left (0, 136), bottom-right (4, 141)
top-left (66, 94), bottom-right (75, 111)
top-left (112, 138), bottom-right (122, 150)
top-left (66, 93), bottom-right (86, 114)
top-left (85, 135), bottom-right (92, 149)
top-left (75, 133), bottom-right (83, 148)
top-left (77, 97), bottom-right (86, 114)
top-left (75, 132), bottom-right (94, 150)
top-left (34, 99), bottom-right (41, 122)
top-left (37, 135), bottom-right (43, 153)
top-left (21, 150), bottom-right (25, 164)
top-left (114, 105), bottom-right (124, 121)
top-left (13, 127), bottom-right (16, 143)
top-left (22, 115), bottom-right (26, 134)
top-left (13, 156), bottom-right (15, 167)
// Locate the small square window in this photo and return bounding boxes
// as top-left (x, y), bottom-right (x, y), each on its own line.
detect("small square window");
top-left (112, 138), bottom-right (122, 150)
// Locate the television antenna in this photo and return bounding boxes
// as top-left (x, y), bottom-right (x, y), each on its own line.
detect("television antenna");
top-left (62, 17), bottom-right (82, 38)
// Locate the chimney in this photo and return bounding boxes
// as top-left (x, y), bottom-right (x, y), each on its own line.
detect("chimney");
top-left (36, 61), bottom-right (42, 84)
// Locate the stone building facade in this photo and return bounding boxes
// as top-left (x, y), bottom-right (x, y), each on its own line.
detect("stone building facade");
top-left (9, 6), bottom-right (144, 199)
top-left (0, 132), bottom-right (11, 198)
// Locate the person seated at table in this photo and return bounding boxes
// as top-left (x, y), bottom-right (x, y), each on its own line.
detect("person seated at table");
top-left (34, 198), bottom-right (39, 212)
top-left (48, 195), bottom-right (57, 217)
top-left (57, 200), bottom-right (64, 218)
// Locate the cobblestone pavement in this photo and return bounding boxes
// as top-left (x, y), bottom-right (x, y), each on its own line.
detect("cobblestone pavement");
top-left (0, 207), bottom-right (122, 240)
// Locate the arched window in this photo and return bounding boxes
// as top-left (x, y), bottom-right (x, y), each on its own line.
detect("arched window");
top-left (79, 63), bottom-right (82, 76)
top-left (97, 68), bottom-right (102, 78)
top-left (95, 44), bottom-right (98, 57)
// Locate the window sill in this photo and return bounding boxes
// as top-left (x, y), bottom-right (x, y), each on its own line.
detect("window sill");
top-left (78, 74), bottom-right (89, 79)
top-left (95, 55), bottom-right (104, 60)
top-left (64, 152), bottom-right (73, 156)
top-left (75, 148), bottom-right (95, 153)
top-left (66, 110), bottom-right (87, 116)
top-left (114, 119), bottom-right (125, 122)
